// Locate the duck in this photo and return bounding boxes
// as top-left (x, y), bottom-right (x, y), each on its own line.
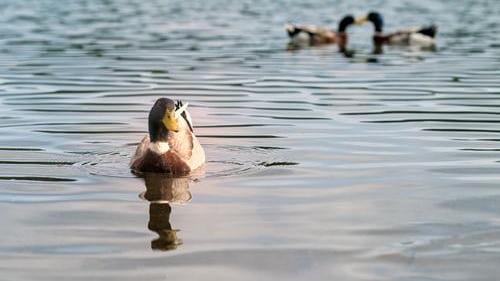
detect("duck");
top-left (356, 11), bottom-right (437, 49)
top-left (130, 98), bottom-right (205, 176)
top-left (285, 15), bottom-right (355, 52)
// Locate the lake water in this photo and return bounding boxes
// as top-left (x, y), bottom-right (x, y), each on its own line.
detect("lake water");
top-left (1, 0), bottom-right (500, 280)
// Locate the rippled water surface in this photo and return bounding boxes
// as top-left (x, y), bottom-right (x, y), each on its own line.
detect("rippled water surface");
top-left (1, 0), bottom-right (500, 280)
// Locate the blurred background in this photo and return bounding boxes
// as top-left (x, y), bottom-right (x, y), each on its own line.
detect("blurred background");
top-left (0, 0), bottom-right (499, 280)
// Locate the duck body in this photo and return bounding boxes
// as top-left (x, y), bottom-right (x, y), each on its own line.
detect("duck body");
top-left (374, 25), bottom-right (437, 48)
top-left (358, 12), bottom-right (437, 49)
top-left (286, 24), bottom-right (337, 47)
top-left (285, 15), bottom-right (354, 51)
top-left (130, 99), bottom-right (205, 176)
top-left (130, 133), bottom-right (205, 175)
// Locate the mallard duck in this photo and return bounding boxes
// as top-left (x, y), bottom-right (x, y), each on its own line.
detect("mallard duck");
top-left (356, 11), bottom-right (437, 49)
top-left (130, 98), bottom-right (205, 176)
top-left (285, 15), bottom-right (355, 51)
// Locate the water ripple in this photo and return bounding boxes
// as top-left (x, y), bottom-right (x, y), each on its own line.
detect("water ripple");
top-left (0, 0), bottom-right (500, 279)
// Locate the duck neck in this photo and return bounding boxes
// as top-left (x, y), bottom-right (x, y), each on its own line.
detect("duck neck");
top-left (337, 32), bottom-right (348, 52)
top-left (148, 123), bottom-right (172, 155)
top-left (149, 141), bottom-right (170, 155)
top-left (338, 16), bottom-right (353, 33)
top-left (149, 118), bottom-right (170, 143)
top-left (373, 19), bottom-right (383, 33)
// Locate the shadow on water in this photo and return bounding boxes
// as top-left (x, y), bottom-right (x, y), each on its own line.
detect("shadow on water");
top-left (139, 174), bottom-right (192, 251)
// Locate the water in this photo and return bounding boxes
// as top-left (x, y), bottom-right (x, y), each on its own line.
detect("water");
top-left (1, 0), bottom-right (500, 280)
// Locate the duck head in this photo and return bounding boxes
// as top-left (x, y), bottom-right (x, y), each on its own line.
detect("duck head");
top-left (356, 11), bottom-right (384, 33)
top-left (148, 98), bottom-right (192, 142)
top-left (338, 15), bottom-right (355, 33)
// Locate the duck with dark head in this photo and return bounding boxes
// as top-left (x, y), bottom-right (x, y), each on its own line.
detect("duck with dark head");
top-left (285, 14), bottom-right (355, 52)
top-left (356, 11), bottom-right (437, 53)
top-left (130, 98), bottom-right (205, 176)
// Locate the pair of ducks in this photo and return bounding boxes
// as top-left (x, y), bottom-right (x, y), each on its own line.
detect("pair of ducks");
top-left (286, 11), bottom-right (437, 52)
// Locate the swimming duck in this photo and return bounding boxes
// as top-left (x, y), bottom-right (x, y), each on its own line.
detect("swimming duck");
top-left (285, 15), bottom-right (355, 52)
top-left (356, 11), bottom-right (437, 49)
top-left (130, 98), bottom-right (205, 176)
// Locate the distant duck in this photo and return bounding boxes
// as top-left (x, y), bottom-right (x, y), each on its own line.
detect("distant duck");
top-left (356, 11), bottom-right (437, 50)
top-left (285, 15), bottom-right (355, 52)
top-left (130, 98), bottom-right (205, 176)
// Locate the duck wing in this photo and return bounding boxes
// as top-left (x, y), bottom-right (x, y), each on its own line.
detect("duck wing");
top-left (186, 134), bottom-right (205, 171)
top-left (416, 25), bottom-right (437, 38)
top-left (286, 24), bottom-right (312, 37)
top-left (130, 135), bottom-right (150, 169)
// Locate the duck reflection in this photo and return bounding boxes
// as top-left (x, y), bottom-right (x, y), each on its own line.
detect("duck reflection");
top-left (372, 42), bottom-right (437, 55)
top-left (148, 203), bottom-right (181, 251)
top-left (373, 43), bottom-right (384, 55)
top-left (140, 173), bottom-right (192, 251)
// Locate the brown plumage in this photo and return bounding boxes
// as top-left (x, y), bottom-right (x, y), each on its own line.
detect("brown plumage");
top-left (356, 11), bottom-right (437, 52)
top-left (285, 15), bottom-right (355, 52)
top-left (132, 148), bottom-right (191, 175)
top-left (373, 26), bottom-right (437, 46)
